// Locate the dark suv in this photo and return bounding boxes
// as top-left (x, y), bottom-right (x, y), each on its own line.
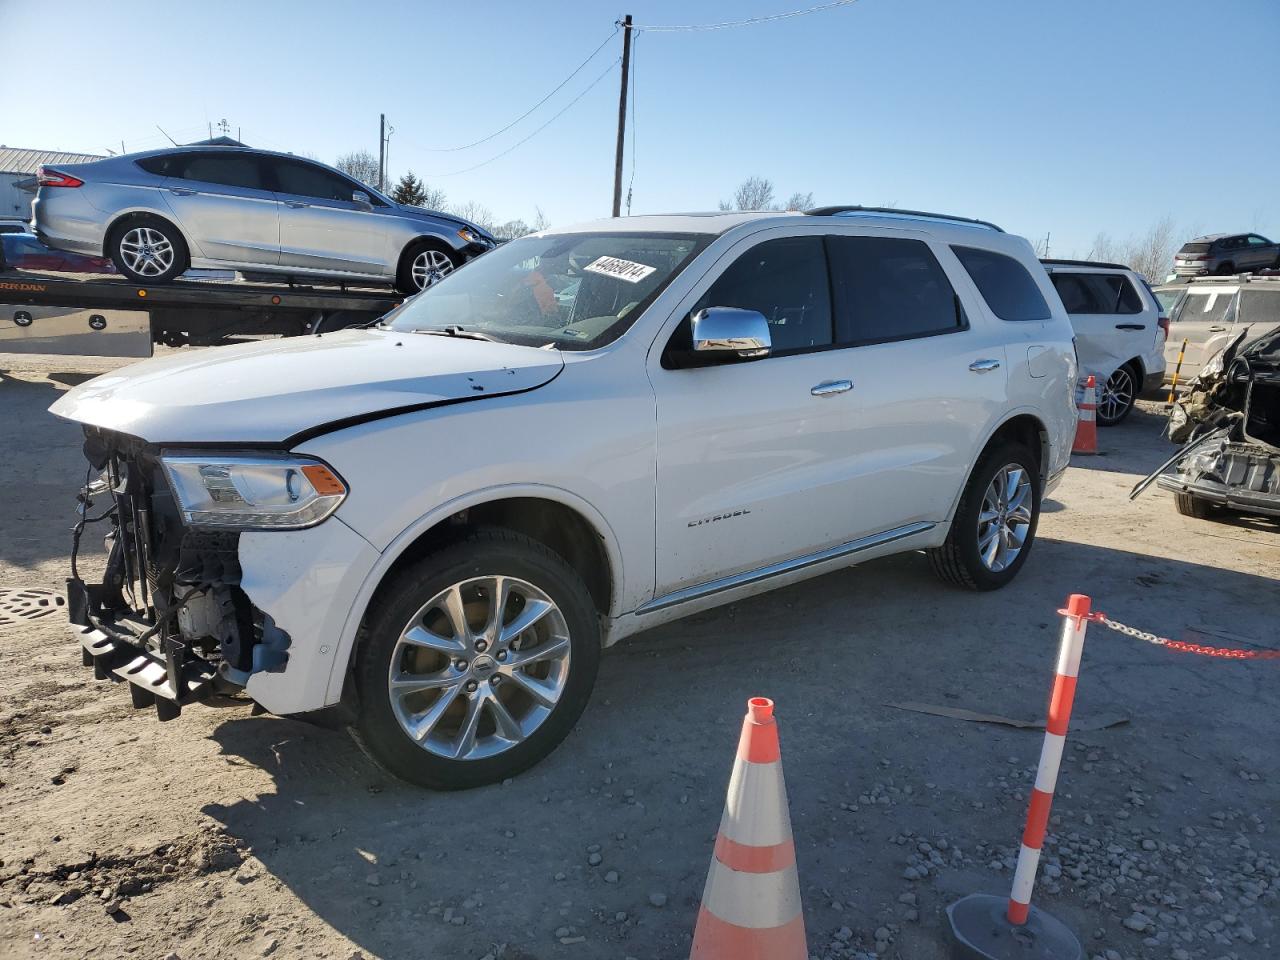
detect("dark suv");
top-left (1174, 233), bottom-right (1280, 277)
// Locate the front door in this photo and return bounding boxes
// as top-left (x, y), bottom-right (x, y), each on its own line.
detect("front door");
top-left (160, 152), bottom-right (279, 267)
top-left (650, 234), bottom-right (862, 596)
top-left (269, 157), bottom-right (389, 276)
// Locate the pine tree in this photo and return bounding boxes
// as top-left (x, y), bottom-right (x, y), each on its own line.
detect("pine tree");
top-left (391, 171), bottom-right (426, 207)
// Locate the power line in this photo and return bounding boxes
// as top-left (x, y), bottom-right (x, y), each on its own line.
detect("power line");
top-left (421, 56), bottom-right (621, 178)
top-left (638, 0), bottom-right (859, 32)
top-left (415, 28), bottom-right (618, 152)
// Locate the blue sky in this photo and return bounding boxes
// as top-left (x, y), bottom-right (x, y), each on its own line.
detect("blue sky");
top-left (4, 0), bottom-right (1277, 253)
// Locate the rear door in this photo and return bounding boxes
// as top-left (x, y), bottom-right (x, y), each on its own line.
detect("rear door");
top-left (1245, 235), bottom-right (1277, 271)
top-left (1049, 271), bottom-right (1151, 380)
top-left (1167, 286), bottom-right (1238, 379)
top-left (159, 152), bottom-right (280, 266)
top-left (268, 158), bottom-right (390, 276)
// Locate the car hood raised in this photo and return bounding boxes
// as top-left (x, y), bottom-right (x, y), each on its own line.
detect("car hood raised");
top-left (49, 329), bottom-right (563, 445)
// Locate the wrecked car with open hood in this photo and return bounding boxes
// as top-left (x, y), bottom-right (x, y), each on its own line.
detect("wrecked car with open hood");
top-left (1135, 326), bottom-right (1280, 520)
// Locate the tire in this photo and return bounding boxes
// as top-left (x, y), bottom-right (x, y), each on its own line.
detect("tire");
top-left (351, 528), bottom-right (600, 789)
top-left (1215, 262), bottom-right (1235, 276)
top-left (929, 442), bottom-right (1040, 591)
top-left (1096, 364), bottom-right (1138, 426)
top-left (1174, 492), bottom-right (1213, 519)
top-left (107, 216), bottom-right (189, 283)
top-left (395, 240), bottom-right (461, 295)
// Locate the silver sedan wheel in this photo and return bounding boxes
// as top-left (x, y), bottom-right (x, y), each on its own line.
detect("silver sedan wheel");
top-left (118, 226), bottom-right (175, 277)
top-left (977, 464), bottom-right (1033, 572)
top-left (388, 575), bottom-right (571, 761)
top-left (1099, 367), bottom-right (1134, 422)
top-left (411, 249), bottom-right (455, 290)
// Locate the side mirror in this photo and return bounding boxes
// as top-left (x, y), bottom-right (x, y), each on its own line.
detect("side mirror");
top-left (691, 307), bottom-right (771, 361)
top-left (352, 190), bottom-right (373, 209)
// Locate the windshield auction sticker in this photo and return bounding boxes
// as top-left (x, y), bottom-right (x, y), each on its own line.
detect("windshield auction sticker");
top-left (584, 256), bottom-right (657, 283)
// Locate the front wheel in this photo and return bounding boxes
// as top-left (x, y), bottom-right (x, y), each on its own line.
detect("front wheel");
top-left (1174, 492), bottom-right (1213, 519)
top-left (396, 240), bottom-right (461, 294)
top-left (929, 443), bottom-right (1040, 591)
top-left (108, 217), bottom-right (189, 282)
top-left (351, 529), bottom-right (600, 789)
top-left (1096, 365), bottom-right (1137, 426)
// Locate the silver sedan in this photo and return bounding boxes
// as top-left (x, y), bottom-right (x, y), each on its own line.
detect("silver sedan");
top-left (33, 146), bottom-right (496, 292)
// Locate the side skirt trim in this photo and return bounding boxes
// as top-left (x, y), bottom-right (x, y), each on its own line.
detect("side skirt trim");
top-left (636, 521), bottom-right (936, 615)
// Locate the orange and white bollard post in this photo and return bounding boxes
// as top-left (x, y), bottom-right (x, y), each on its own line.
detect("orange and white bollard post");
top-left (1072, 376), bottom-right (1098, 455)
top-left (946, 595), bottom-right (1092, 960)
top-left (690, 697), bottom-right (806, 960)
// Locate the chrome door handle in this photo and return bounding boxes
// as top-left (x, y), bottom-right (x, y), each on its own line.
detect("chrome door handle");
top-left (969, 358), bottom-right (1001, 372)
top-left (1208, 325), bottom-right (1227, 332)
top-left (169, 188), bottom-right (195, 196)
top-left (284, 200), bottom-right (310, 208)
top-left (811, 379), bottom-right (853, 397)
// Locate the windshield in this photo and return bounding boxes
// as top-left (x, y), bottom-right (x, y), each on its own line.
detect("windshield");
top-left (386, 231), bottom-right (710, 350)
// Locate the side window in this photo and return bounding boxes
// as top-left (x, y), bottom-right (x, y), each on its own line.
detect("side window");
top-left (273, 159), bottom-right (359, 202)
top-left (694, 236), bottom-right (832, 352)
top-left (952, 246), bottom-right (1052, 321)
top-left (1247, 235), bottom-right (1270, 247)
top-left (1097, 275), bottom-right (1143, 314)
top-left (135, 154), bottom-right (177, 176)
top-left (175, 153), bottom-right (266, 190)
top-left (828, 236), bottom-right (963, 344)
top-left (1049, 273), bottom-right (1100, 314)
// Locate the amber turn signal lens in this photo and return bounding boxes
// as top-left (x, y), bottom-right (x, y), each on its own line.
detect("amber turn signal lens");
top-left (300, 464), bottom-right (346, 496)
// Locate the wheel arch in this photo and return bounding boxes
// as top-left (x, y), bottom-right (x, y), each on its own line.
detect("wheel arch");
top-left (397, 234), bottom-right (461, 270)
top-left (958, 412), bottom-right (1050, 514)
top-left (324, 486), bottom-right (622, 705)
top-left (103, 208), bottom-right (191, 260)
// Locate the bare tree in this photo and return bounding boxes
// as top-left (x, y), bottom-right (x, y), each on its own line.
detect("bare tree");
top-left (531, 206), bottom-right (550, 233)
top-left (784, 191), bottom-right (814, 212)
top-left (1085, 217), bottom-right (1178, 281)
top-left (334, 150), bottom-right (380, 188)
top-left (449, 201), bottom-right (497, 233)
top-left (421, 184), bottom-right (448, 211)
top-left (730, 176), bottom-right (775, 211)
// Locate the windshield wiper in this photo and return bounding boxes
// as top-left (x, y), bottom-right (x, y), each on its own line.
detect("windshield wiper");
top-left (414, 325), bottom-right (500, 343)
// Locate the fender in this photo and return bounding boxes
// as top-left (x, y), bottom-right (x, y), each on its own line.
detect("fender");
top-left (320, 482), bottom-right (627, 705)
top-left (944, 405), bottom-right (1051, 522)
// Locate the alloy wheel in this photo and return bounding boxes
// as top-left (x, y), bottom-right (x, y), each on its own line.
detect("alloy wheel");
top-left (976, 464), bottom-right (1033, 572)
top-left (118, 226), bottom-right (175, 277)
top-left (387, 575), bottom-right (571, 761)
top-left (411, 249), bottom-right (456, 290)
top-left (1099, 367), bottom-right (1134, 423)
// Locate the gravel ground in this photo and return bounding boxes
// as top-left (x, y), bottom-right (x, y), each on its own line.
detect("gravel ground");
top-left (1, 352), bottom-right (1277, 960)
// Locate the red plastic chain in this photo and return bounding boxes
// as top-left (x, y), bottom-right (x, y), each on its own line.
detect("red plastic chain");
top-left (1085, 611), bottom-right (1280, 661)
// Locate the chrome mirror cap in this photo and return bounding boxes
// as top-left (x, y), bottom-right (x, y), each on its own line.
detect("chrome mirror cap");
top-left (691, 307), bottom-right (771, 360)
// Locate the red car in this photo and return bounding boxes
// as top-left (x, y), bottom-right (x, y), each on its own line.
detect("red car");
top-left (0, 232), bottom-right (115, 274)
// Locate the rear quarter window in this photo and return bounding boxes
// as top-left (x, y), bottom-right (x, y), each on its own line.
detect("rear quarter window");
top-left (951, 246), bottom-right (1052, 321)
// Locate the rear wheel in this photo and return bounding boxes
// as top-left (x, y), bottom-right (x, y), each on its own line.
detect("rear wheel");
top-left (1215, 262), bottom-right (1235, 276)
top-left (396, 240), bottom-right (461, 294)
top-left (929, 442), bottom-right (1040, 591)
top-left (351, 529), bottom-right (600, 789)
top-left (1174, 492), bottom-right (1213, 519)
top-left (1096, 364), bottom-right (1137, 426)
top-left (108, 216), bottom-right (188, 282)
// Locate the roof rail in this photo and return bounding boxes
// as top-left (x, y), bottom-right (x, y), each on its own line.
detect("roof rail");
top-left (805, 205), bottom-right (1004, 233)
top-left (1041, 258), bottom-right (1131, 271)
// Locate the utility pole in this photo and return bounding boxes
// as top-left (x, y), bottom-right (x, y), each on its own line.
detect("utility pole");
top-left (611, 15), bottom-right (633, 218)
top-left (378, 113), bottom-right (386, 194)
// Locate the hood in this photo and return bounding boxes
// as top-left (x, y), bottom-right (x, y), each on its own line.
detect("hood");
top-left (49, 328), bottom-right (563, 445)
top-left (397, 204), bottom-right (491, 235)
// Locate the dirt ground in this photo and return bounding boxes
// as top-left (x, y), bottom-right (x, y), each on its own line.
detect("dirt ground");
top-left (1, 352), bottom-right (1277, 960)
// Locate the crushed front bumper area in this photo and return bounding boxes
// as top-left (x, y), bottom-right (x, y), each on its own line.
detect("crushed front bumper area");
top-left (1156, 443), bottom-right (1280, 518)
top-left (68, 576), bottom-right (222, 720)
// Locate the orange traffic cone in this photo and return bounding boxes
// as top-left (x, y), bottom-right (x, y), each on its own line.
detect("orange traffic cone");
top-left (690, 698), bottom-right (806, 960)
top-left (1072, 375), bottom-right (1098, 455)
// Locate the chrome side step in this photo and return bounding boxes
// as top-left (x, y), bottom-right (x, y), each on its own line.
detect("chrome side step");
top-left (637, 521), bottom-right (936, 615)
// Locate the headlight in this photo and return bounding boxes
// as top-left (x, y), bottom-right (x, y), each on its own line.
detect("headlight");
top-left (161, 454), bottom-right (347, 530)
top-left (457, 227), bottom-right (491, 246)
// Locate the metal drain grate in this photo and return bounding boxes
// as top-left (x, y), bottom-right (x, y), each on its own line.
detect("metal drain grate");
top-left (0, 588), bottom-right (67, 626)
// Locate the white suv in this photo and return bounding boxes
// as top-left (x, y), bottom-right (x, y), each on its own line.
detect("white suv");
top-left (52, 207), bottom-right (1077, 788)
top-left (1042, 259), bottom-right (1168, 425)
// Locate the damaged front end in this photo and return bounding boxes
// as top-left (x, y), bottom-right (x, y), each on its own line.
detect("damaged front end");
top-left (67, 430), bottom-right (337, 719)
top-left (1133, 328), bottom-right (1280, 517)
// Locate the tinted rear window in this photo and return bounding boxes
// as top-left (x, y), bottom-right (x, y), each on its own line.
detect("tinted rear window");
top-left (1050, 273), bottom-right (1143, 315)
top-left (828, 236), bottom-right (963, 344)
top-left (951, 246), bottom-right (1051, 321)
top-left (1179, 242), bottom-right (1212, 254)
top-left (174, 153), bottom-right (266, 190)
top-left (1239, 291), bottom-right (1280, 328)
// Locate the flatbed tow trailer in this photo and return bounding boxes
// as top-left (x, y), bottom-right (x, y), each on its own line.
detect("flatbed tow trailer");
top-left (0, 271), bottom-right (402, 358)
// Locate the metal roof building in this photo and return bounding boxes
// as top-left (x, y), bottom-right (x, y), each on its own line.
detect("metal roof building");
top-left (0, 146), bottom-right (105, 221)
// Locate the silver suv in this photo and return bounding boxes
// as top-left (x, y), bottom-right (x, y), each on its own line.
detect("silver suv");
top-left (33, 147), bottom-right (496, 292)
